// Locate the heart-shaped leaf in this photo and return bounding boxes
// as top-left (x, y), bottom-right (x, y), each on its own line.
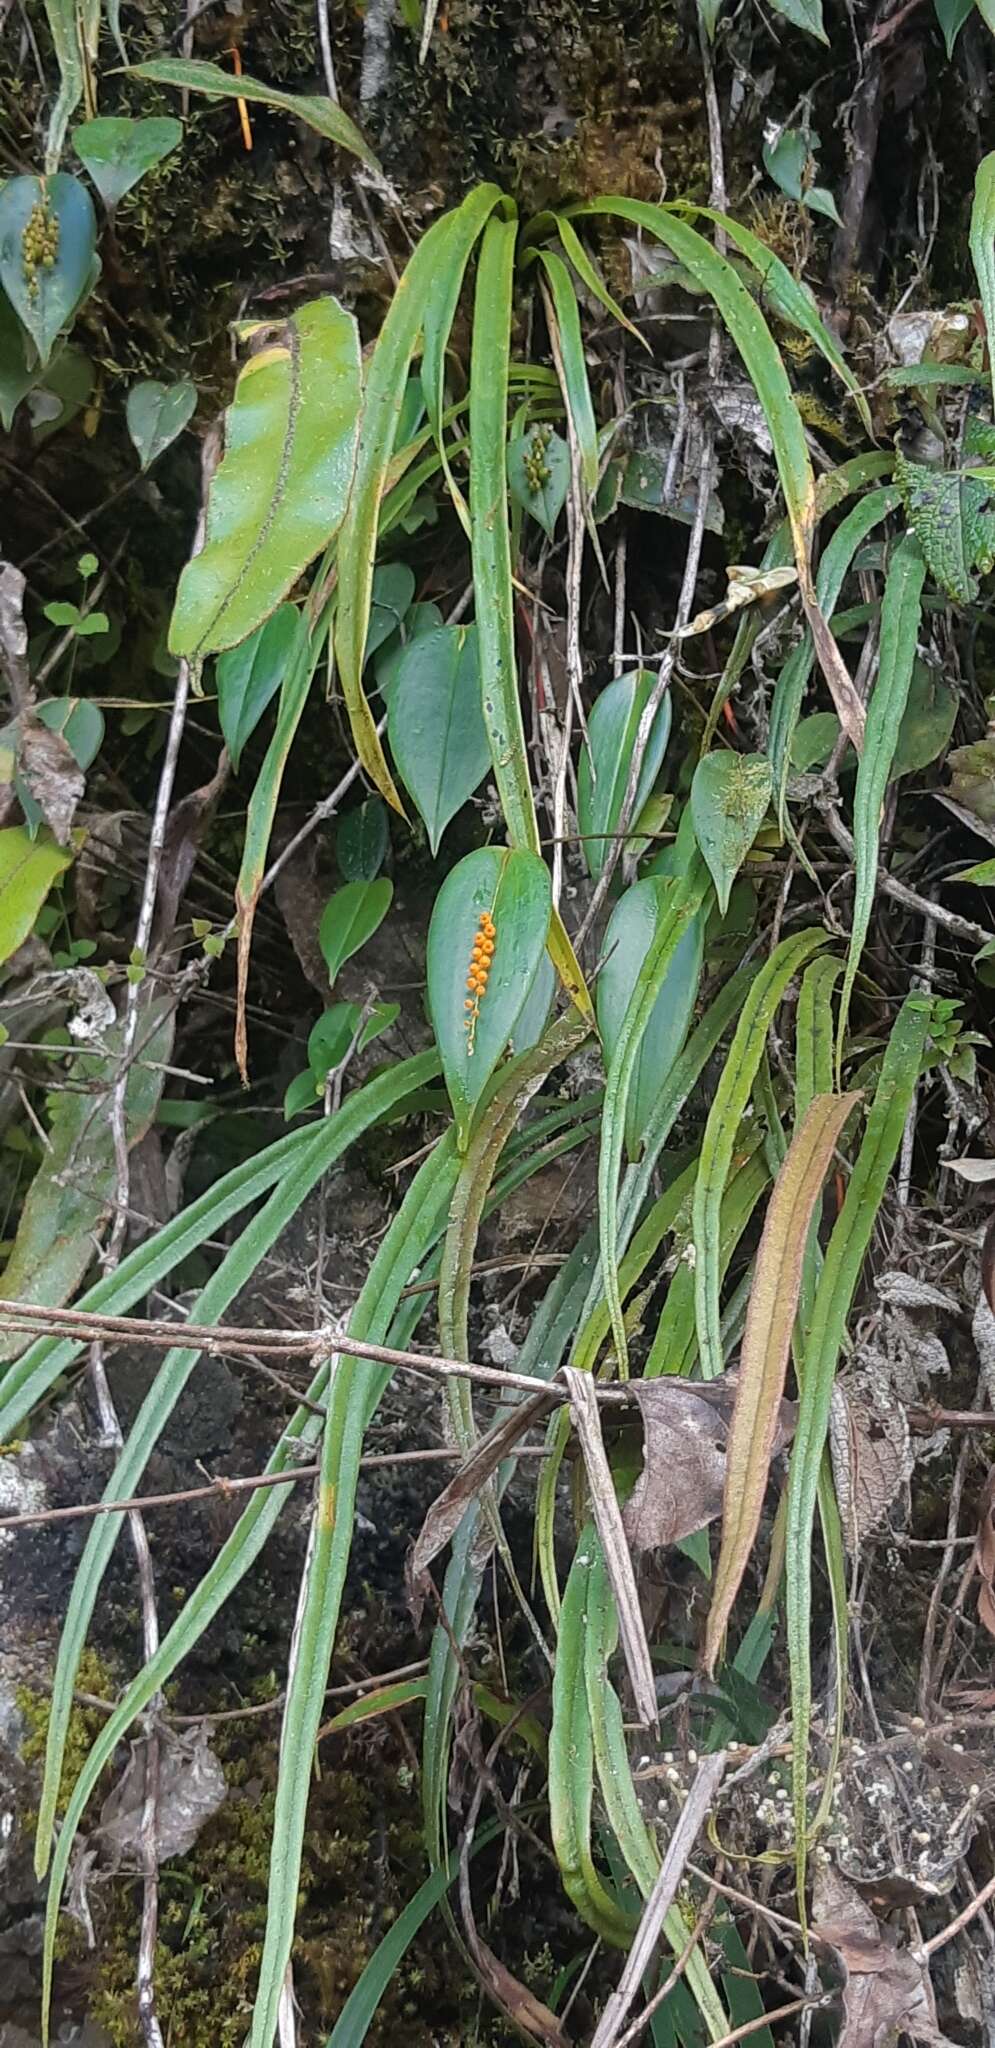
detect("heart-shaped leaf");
top-left (507, 426), bottom-right (569, 539)
top-left (427, 846), bottom-right (552, 1149)
top-left (387, 624), bottom-right (490, 855)
top-left (691, 752), bottom-right (772, 915)
top-left (36, 696), bottom-right (104, 771)
top-left (336, 797), bottom-right (388, 881)
top-left (73, 116), bottom-right (182, 209)
top-left (318, 878), bottom-right (393, 988)
top-left (374, 601), bottom-right (444, 700)
top-left (216, 604), bottom-right (300, 770)
top-left (0, 174), bottom-right (98, 367)
top-left (577, 669), bottom-right (672, 878)
top-left (597, 877), bottom-right (705, 1159)
top-left (126, 378), bottom-right (197, 471)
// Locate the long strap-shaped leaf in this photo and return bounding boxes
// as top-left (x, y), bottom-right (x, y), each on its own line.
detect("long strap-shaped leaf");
top-left (704, 1091), bottom-right (858, 1676)
top-left (970, 153), bottom-right (995, 420)
top-left (599, 867), bottom-right (710, 1378)
top-left (34, 1052), bottom-right (433, 1878)
top-left (336, 185), bottom-right (504, 811)
top-left (693, 929), bottom-right (827, 1381)
top-left (647, 1142), bottom-right (769, 1381)
top-left (41, 1132), bottom-right (457, 2047)
top-left (131, 54), bottom-right (380, 170)
top-left (574, 198), bottom-right (866, 751)
top-left (536, 246), bottom-right (599, 494)
top-left (836, 534), bottom-right (927, 1074)
top-left (785, 996), bottom-right (933, 1918)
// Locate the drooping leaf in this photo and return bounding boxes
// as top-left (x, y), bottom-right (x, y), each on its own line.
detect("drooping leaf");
top-left (507, 425), bottom-right (569, 537)
top-left (318, 878), bottom-right (393, 989)
top-left (427, 846), bottom-right (552, 1150)
top-left (73, 115), bottom-right (182, 209)
top-left (838, 535), bottom-right (926, 1069)
top-left (336, 797), bottom-right (389, 881)
top-left (387, 624), bottom-right (490, 854)
top-left (216, 603), bottom-right (299, 770)
top-left (35, 696), bottom-right (103, 772)
top-left (169, 297), bottom-right (361, 657)
top-left (971, 152), bottom-right (995, 417)
top-left (0, 174), bottom-right (98, 368)
top-left (704, 1091), bottom-right (858, 1675)
top-left (577, 669), bottom-right (672, 879)
top-left (130, 56), bottom-right (380, 171)
top-left (125, 377), bottom-right (197, 470)
top-left (690, 751), bottom-right (772, 915)
top-left (536, 246), bottom-right (600, 495)
top-left (597, 878), bottom-right (704, 1159)
top-left (0, 824), bottom-right (73, 961)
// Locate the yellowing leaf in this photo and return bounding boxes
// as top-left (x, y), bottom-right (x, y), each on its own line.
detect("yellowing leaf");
top-left (0, 824), bottom-right (73, 964)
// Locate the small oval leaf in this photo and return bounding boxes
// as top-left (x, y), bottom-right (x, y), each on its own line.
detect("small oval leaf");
top-left (387, 624), bottom-right (490, 855)
top-left (577, 670), bottom-right (672, 880)
top-left (427, 847), bottom-right (552, 1148)
top-left (216, 603), bottom-right (300, 770)
top-left (690, 751), bottom-right (772, 915)
top-left (336, 796), bottom-right (389, 881)
top-left (126, 377), bottom-right (197, 471)
top-left (318, 879), bottom-right (392, 989)
top-left (0, 174), bottom-right (98, 367)
top-left (507, 426), bottom-right (569, 538)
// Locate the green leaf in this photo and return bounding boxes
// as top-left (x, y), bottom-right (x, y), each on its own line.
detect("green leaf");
top-left (42, 0), bottom-right (98, 172)
top-left (0, 825), bottom-right (72, 963)
top-left (690, 752), bottom-right (771, 915)
top-left (73, 115), bottom-right (182, 208)
top-left (125, 376), bottom-right (197, 470)
top-left (791, 711), bottom-right (840, 771)
top-left (337, 186), bottom-right (502, 814)
top-left (972, 153), bottom-right (995, 418)
top-left (373, 601), bottom-right (443, 700)
top-left (896, 432), bottom-right (995, 603)
top-left (577, 669), bottom-right (672, 880)
top-left (692, 929), bottom-right (828, 1381)
top-left (364, 562), bottom-right (416, 661)
top-left (216, 603), bottom-right (299, 770)
top-left (953, 854), bottom-right (995, 884)
top-left (762, 127), bottom-right (809, 201)
top-left (319, 878), bottom-right (393, 988)
top-left (935, 0), bottom-right (975, 53)
top-left (169, 296), bottom-right (361, 657)
top-left (129, 56), bottom-right (380, 171)
top-left (597, 878), bottom-right (704, 1160)
top-left (308, 1003), bottom-right (362, 1082)
top-left (507, 425), bottom-right (569, 537)
top-left (0, 174), bottom-right (97, 368)
top-left (838, 536), bottom-right (926, 1069)
top-left (35, 696), bottom-right (103, 770)
top-left (337, 797), bottom-right (389, 881)
top-left (536, 246), bottom-right (600, 495)
top-left (698, 0), bottom-right (723, 39)
top-left (427, 846), bottom-right (552, 1149)
top-left (889, 662), bottom-right (957, 780)
top-left (767, 0), bottom-right (828, 37)
top-left (388, 624), bottom-right (490, 855)
top-left (283, 1069), bottom-right (319, 1119)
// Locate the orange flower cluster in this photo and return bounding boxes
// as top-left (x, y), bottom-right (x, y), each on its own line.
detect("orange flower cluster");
top-left (464, 910), bottom-right (496, 1053)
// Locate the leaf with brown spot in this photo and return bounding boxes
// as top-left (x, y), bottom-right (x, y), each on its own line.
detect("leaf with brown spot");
top-left (705, 1091), bottom-right (858, 1673)
top-left (622, 1374), bottom-right (796, 1554)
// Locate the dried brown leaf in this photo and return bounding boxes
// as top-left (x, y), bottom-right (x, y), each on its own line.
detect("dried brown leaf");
top-left (19, 714), bottom-right (84, 845)
top-left (408, 1387), bottom-right (554, 1584)
top-left (565, 1366), bottom-right (658, 1731)
top-left (973, 1466), bottom-right (995, 1637)
top-left (622, 1374), bottom-right (795, 1554)
top-left (812, 1866), bottom-right (958, 2047)
top-left (0, 562), bottom-right (30, 710)
top-left (152, 748), bottom-right (229, 946)
top-left (829, 1373), bottom-right (911, 1552)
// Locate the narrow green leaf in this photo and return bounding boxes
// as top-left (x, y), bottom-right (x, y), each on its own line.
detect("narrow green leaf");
top-left (43, 0), bottom-right (98, 171)
top-left (786, 998), bottom-right (933, 1912)
top-left (537, 246), bottom-right (599, 495)
top-left (971, 152), bottom-right (995, 418)
top-left (597, 879), bottom-right (704, 1159)
top-left (837, 535), bottom-right (926, 1072)
top-left (319, 878), bottom-right (393, 987)
top-left (577, 669), bottom-right (672, 879)
top-left (170, 298), bottom-right (360, 657)
top-left (693, 929), bottom-right (827, 1381)
top-left (690, 752), bottom-right (772, 915)
top-left (0, 825), bottom-right (72, 962)
top-left (130, 56), bottom-right (380, 170)
top-left (427, 846), bottom-right (552, 1149)
top-left (550, 1526), bottom-right (637, 1945)
top-left (387, 624), bottom-right (490, 854)
top-left (125, 377), bottom-right (196, 471)
top-left (73, 116), bottom-right (182, 208)
top-left (0, 174), bottom-right (97, 368)
top-left (554, 213), bottom-right (644, 343)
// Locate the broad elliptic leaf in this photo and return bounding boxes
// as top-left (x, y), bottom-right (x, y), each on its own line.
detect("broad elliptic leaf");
top-left (73, 116), bottom-right (182, 209)
top-left (126, 377), bottom-right (197, 471)
top-left (691, 752), bottom-right (772, 914)
top-left (169, 296), bottom-right (361, 657)
top-left (130, 56), bottom-right (380, 172)
top-left (597, 878), bottom-right (704, 1160)
top-left (336, 796), bottom-right (389, 881)
top-left (318, 878), bottom-right (393, 989)
top-left (388, 624), bottom-right (490, 855)
top-left (216, 603), bottom-right (300, 770)
top-left (577, 669), bottom-right (672, 879)
top-left (427, 846), bottom-right (552, 1149)
top-left (507, 426), bottom-right (569, 538)
top-left (0, 824), bottom-right (73, 963)
top-left (889, 663), bottom-right (957, 781)
top-left (0, 174), bottom-right (97, 368)
top-left (935, 0), bottom-right (975, 50)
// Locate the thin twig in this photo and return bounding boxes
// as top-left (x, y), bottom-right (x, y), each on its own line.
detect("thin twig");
top-left (822, 805), bottom-right (992, 948)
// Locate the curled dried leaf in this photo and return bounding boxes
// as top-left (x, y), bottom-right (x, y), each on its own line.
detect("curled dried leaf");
top-left (622, 1374), bottom-right (796, 1553)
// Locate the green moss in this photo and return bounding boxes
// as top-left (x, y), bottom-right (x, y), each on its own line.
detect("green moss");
top-left (17, 1645), bottom-right (122, 1822)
